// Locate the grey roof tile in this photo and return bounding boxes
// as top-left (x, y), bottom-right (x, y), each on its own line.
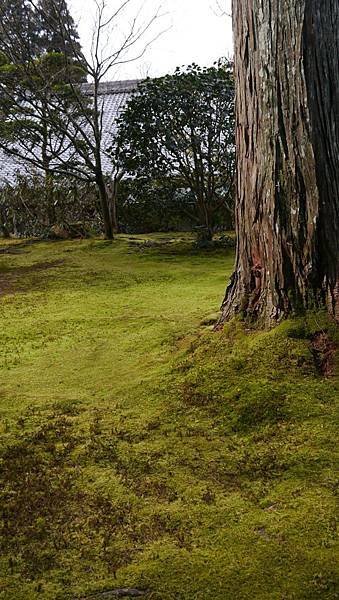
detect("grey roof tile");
top-left (0, 79), bottom-right (141, 186)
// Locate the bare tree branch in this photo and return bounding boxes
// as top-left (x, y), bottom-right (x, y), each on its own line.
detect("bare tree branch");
top-left (211, 1), bottom-right (232, 18)
top-left (0, 0), bottom-right (166, 238)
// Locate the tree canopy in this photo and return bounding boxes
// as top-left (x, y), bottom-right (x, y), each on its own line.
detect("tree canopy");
top-left (0, 0), bottom-right (88, 177)
top-left (0, 0), bottom-right (162, 239)
top-left (0, 0), bottom-right (38, 61)
top-left (36, 0), bottom-right (83, 57)
top-left (0, 0), bottom-right (83, 61)
top-left (116, 62), bottom-right (235, 239)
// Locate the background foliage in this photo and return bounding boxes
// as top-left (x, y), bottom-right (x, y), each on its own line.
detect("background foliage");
top-left (116, 62), bottom-right (235, 239)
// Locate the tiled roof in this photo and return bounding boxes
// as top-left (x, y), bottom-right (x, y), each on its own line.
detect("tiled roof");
top-left (0, 79), bottom-right (141, 186)
top-left (82, 79), bottom-right (140, 96)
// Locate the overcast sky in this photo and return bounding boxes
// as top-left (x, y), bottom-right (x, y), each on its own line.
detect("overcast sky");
top-left (69, 0), bottom-right (233, 80)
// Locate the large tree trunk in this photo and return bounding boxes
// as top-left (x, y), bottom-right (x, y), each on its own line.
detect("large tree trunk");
top-left (220, 0), bottom-right (339, 326)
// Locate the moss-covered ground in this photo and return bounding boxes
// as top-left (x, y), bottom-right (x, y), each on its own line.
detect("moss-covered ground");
top-left (0, 234), bottom-right (337, 599)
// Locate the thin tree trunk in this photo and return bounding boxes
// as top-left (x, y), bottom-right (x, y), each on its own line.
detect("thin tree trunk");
top-left (44, 170), bottom-right (56, 227)
top-left (41, 104), bottom-right (56, 228)
top-left (220, 0), bottom-right (339, 327)
top-left (0, 220), bottom-right (10, 238)
top-left (107, 177), bottom-right (120, 234)
top-left (96, 174), bottom-right (114, 240)
top-left (196, 193), bottom-right (214, 241)
top-left (92, 77), bottom-right (114, 240)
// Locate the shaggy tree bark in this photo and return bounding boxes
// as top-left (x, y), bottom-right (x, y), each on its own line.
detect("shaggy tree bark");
top-left (220, 0), bottom-right (339, 326)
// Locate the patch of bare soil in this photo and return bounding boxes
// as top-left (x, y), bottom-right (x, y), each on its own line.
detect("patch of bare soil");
top-left (0, 247), bottom-right (27, 256)
top-left (0, 239), bottom-right (42, 255)
top-left (0, 260), bottom-right (64, 297)
top-left (310, 331), bottom-right (337, 377)
top-left (0, 277), bottom-right (13, 296)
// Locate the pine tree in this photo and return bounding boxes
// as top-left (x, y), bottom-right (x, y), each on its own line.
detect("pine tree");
top-left (0, 0), bottom-right (38, 61)
top-left (0, 0), bottom-right (87, 226)
top-left (0, 0), bottom-right (84, 66)
top-left (36, 0), bottom-right (83, 58)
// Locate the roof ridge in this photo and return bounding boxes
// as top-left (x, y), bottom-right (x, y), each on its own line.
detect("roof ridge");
top-left (81, 79), bottom-right (142, 95)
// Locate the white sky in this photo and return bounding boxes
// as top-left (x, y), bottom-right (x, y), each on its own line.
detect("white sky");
top-left (69, 0), bottom-right (233, 80)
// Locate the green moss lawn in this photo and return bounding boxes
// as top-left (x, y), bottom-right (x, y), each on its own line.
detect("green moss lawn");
top-left (0, 235), bottom-right (337, 599)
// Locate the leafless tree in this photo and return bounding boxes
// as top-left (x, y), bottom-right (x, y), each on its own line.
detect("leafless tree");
top-left (0, 0), bottom-right (164, 238)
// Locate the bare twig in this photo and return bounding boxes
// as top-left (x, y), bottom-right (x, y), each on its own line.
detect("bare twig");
top-left (211, 1), bottom-right (232, 18)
